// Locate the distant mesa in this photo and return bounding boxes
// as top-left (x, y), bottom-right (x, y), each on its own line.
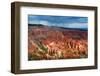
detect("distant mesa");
top-left (29, 24), bottom-right (45, 26)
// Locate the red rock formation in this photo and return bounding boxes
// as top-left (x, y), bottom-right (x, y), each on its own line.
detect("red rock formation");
top-left (28, 25), bottom-right (88, 60)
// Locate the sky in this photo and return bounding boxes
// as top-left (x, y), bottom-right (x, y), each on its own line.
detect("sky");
top-left (28, 15), bottom-right (88, 29)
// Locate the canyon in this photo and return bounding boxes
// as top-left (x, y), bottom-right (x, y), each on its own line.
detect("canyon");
top-left (28, 24), bottom-right (88, 60)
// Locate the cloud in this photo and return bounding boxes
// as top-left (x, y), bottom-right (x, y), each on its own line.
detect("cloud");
top-left (64, 23), bottom-right (87, 29)
top-left (28, 20), bottom-right (40, 24)
top-left (39, 21), bottom-right (49, 25)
